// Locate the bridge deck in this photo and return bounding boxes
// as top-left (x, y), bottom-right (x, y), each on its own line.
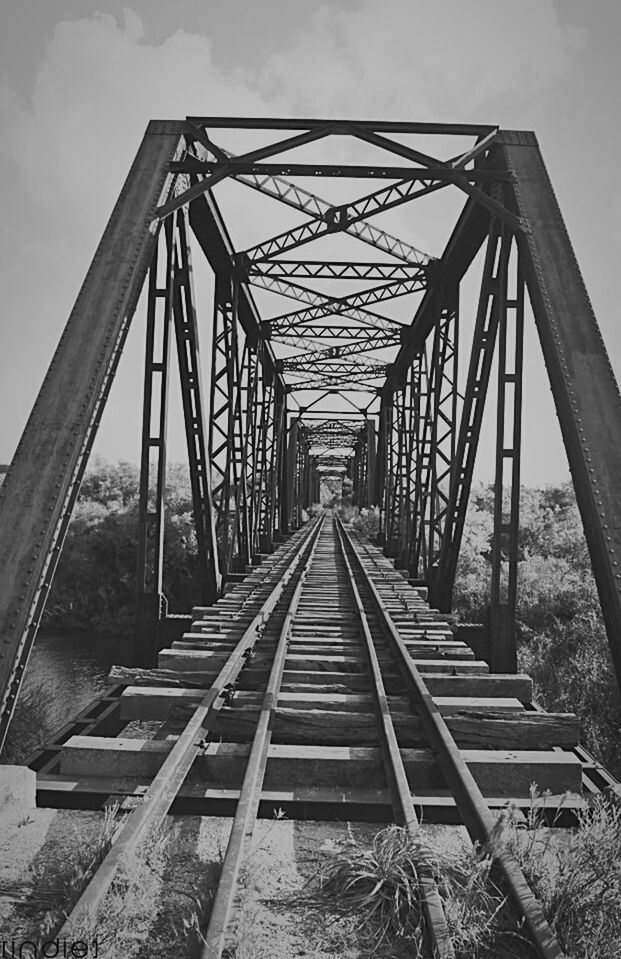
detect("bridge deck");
top-left (30, 518), bottom-right (599, 821)
top-left (25, 515), bottom-right (617, 957)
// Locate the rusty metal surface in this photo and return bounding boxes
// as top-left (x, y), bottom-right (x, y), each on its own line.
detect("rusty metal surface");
top-left (502, 133), bottom-right (621, 689)
top-left (0, 121), bottom-right (185, 747)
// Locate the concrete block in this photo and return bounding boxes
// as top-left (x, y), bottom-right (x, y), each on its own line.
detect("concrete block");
top-left (0, 764), bottom-right (36, 811)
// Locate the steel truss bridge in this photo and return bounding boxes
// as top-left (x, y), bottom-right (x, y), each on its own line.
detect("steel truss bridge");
top-left (0, 117), bottom-right (620, 958)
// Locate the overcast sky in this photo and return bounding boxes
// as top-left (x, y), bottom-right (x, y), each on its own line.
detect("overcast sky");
top-left (0, 0), bottom-right (619, 486)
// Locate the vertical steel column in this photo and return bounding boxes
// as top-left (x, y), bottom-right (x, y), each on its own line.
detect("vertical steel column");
top-left (398, 373), bottom-right (415, 566)
top-left (366, 419), bottom-right (377, 508)
top-left (255, 352), bottom-right (277, 553)
top-left (265, 377), bottom-right (284, 543)
top-left (385, 387), bottom-right (405, 558)
top-left (501, 131), bottom-right (621, 693)
top-left (353, 429), bottom-right (368, 507)
top-left (309, 456), bottom-right (320, 505)
top-left (380, 394), bottom-right (397, 550)
top-left (134, 219), bottom-right (174, 667)
top-left (286, 417), bottom-right (300, 528)
top-left (224, 279), bottom-right (252, 573)
top-left (375, 393), bottom-right (389, 517)
top-left (209, 275), bottom-right (234, 573)
top-left (172, 212), bottom-right (221, 603)
top-left (276, 386), bottom-right (289, 535)
top-left (409, 350), bottom-right (432, 579)
top-left (433, 221), bottom-right (511, 611)
top-left (489, 244), bottom-right (524, 672)
top-left (236, 339), bottom-right (259, 562)
top-left (427, 292), bottom-right (459, 592)
top-left (209, 275), bottom-right (251, 578)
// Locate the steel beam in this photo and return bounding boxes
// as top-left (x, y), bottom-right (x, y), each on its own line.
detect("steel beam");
top-left (489, 249), bottom-right (524, 673)
top-left (500, 131), bottom-right (621, 692)
top-left (172, 212), bottom-right (221, 603)
top-left (134, 221), bottom-right (174, 667)
top-left (172, 159), bottom-right (509, 181)
top-left (187, 116), bottom-right (496, 136)
top-left (433, 223), bottom-right (511, 609)
top-left (0, 121), bottom-right (185, 749)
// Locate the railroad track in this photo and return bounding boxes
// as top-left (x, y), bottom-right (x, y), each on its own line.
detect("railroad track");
top-left (28, 513), bottom-right (608, 957)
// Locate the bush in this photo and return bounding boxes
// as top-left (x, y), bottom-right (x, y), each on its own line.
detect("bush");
top-left (453, 482), bottom-right (621, 777)
top-left (42, 459), bottom-right (202, 637)
top-left (304, 801), bottom-right (621, 958)
top-left (506, 792), bottom-right (621, 959)
top-left (351, 507), bottom-right (380, 541)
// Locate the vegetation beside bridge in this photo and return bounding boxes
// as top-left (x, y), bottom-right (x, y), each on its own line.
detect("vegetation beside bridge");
top-left (11, 458), bottom-right (619, 779)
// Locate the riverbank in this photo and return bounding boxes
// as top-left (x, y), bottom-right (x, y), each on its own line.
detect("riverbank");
top-left (2, 629), bottom-right (130, 763)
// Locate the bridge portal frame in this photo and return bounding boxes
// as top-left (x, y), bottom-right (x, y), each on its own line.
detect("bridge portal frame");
top-left (1, 120), bottom-right (621, 751)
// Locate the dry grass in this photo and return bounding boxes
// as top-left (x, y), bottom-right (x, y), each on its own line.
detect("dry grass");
top-left (505, 789), bottom-right (621, 959)
top-left (304, 825), bottom-right (434, 956)
top-left (302, 795), bottom-right (621, 959)
top-left (1, 805), bottom-right (173, 957)
top-left (63, 822), bottom-right (170, 957)
top-left (0, 804), bottom-right (119, 929)
top-left (439, 844), bottom-right (530, 959)
top-left (7, 791), bottom-right (620, 957)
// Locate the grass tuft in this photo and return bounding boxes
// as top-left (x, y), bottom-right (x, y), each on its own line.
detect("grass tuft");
top-left (439, 844), bottom-right (528, 959)
top-left (302, 797), bottom-right (621, 959)
top-left (505, 790), bottom-right (621, 959)
top-left (306, 825), bottom-right (435, 954)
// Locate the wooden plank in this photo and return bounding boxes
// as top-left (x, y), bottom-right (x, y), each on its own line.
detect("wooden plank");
top-left (110, 659), bottom-right (493, 690)
top-left (60, 736), bottom-right (171, 777)
top-left (121, 688), bottom-right (526, 719)
top-left (219, 707), bottom-right (580, 749)
top-left (59, 737), bottom-right (582, 795)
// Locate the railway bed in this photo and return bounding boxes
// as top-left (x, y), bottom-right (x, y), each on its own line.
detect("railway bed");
top-left (20, 514), bottom-right (618, 958)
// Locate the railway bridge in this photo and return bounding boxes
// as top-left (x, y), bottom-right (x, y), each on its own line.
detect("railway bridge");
top-left (1, 118), bottom-right (621, 957)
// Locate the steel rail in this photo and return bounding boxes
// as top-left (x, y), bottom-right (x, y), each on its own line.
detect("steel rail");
top-left (336, 520), bottom-right (566, 959)
top-left (333, 517), bottom-right (454, 959)
top-left (58, 518), bottom-right (321, 935)
top-left (201, 515), bottom-right (325, 957)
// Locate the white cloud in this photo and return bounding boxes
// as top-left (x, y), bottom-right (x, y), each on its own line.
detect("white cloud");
top-left (1, 9), bottom-right (267, 237)
top-left (262, 0), bottom-right (584, 118)
top-left (0, 1), bottom-right (584, 240)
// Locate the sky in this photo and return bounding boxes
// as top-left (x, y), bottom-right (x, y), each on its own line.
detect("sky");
top-left (0, 0), bottom-right (620, 486)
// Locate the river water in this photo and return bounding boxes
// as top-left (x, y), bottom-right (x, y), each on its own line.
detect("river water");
top-left (21, 629), bottom-right (130, 735)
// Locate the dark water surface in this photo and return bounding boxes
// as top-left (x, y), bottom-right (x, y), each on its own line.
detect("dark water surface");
top-left (23, 629), bottom-right (131, 734)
